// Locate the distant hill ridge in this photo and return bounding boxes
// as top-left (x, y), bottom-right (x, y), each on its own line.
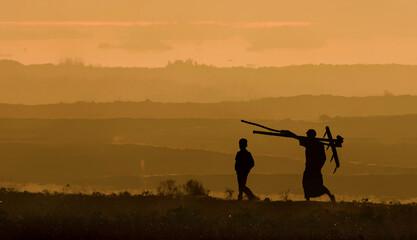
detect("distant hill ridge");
top-left (1, 95), bottom-right (417, 119)
top-left (1, 60), bottom-right (417, 104)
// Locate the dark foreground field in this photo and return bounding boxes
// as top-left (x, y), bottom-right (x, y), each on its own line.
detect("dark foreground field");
top-left (0, 189), bottom-right (416, 240)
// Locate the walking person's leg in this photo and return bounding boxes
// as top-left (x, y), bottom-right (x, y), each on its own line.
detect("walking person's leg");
top-left (237, 173), bottom-right (245, 200)
top-left (241, 172), bottom-right (256, 200)
top-left (323, 186), bottom-right (336, 202)
top-left (319, 174), bottom-right (335, 202)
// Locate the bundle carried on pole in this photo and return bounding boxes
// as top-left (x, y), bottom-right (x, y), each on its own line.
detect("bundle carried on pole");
top-left (241, 120), bottom-right (343, 173)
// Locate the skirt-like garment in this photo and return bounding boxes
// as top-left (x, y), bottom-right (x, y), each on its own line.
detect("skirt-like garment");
top-left (302, 170), bottom-right (329, 198)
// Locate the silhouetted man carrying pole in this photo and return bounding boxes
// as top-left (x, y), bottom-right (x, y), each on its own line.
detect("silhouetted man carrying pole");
top-left (284, 129), bottom-right (336, 202)
top-left (235, 138), bottom-right (257, 200)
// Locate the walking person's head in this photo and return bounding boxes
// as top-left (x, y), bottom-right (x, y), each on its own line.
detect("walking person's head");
top-left (239, 138), bottom-right (248, 150)
top-left (306, 129), bottom-right (317, 138)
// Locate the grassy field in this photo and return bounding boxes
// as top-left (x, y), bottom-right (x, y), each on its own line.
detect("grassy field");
top-left (0, 188), bottom-right (416, 240)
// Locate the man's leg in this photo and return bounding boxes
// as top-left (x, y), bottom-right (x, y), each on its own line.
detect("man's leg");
top-left (329, 194), bottom-right (336, 202)
top-left (302, 172), bottom-right (310, 201)
top-left (323, 186), bottom-right (336, 202)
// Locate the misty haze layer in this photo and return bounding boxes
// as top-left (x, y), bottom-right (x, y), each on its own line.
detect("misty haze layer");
top-left (1, 60), bottom-right (417, 104)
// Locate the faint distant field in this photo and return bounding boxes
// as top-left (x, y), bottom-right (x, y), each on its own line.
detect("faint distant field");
top-left (0, 189), bottom-right (416, 240)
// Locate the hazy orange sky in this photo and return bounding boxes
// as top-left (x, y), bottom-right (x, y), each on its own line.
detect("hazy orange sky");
top-left (1, 0), bottom-right (416, 67)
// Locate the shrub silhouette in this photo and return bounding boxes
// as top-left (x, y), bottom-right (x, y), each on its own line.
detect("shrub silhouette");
top-left (157, 179), bottom-right (183, 197)
top-left (224, 187), bottom-right (234, 200)
top-left (157, 179), bottom-right (209, 197)
top-left (182, 179), bottom-right (209, 197)
top-left (279, 189), bottom-right (291, 201)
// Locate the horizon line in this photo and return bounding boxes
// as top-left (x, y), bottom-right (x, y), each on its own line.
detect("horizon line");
top-left (1, 94), bottom-right (416, 107)
top-left (1, 59), bottom-right (416, 69)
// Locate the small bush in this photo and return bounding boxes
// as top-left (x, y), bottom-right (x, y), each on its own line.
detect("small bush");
top-left (183, 179), bottom-right (209, 197)
top-left (140, 190), bottom-right (153, 196)
top-left (157, 180), bottom-right (183, 197)
top-left (92, 192), bottom-right (105, 197)
top-left (224, 187), bottom-right (234, 200)
top-left (118, 191), bottom-right (131, 197)
top-left (279, 189), bottom-right (290, 201)
top-left (157, 179), bottom-right (209, 197)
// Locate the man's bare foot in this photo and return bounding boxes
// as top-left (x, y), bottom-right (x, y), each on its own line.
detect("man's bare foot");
top-left (329, 194), bottom-right (336, 202)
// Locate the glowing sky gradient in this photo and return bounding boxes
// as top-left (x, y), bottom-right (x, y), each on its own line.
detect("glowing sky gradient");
top-left (0, 0), bottom-right (416, 67)
top-left (0, 21), bottom-right (311, 28)
top-left (0, 21), bottom-right (176, 26)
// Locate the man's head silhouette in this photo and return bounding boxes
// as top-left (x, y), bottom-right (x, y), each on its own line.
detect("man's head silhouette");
top-left (239, 138), bottom-right (248, 149)
top-left (306, 129), bottom-right (317, 138)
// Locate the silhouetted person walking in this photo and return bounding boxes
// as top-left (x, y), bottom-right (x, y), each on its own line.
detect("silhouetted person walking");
top-left (235, 138), bottom-right (257, 200)
top-left (288, 129), bottom-right (335, 201)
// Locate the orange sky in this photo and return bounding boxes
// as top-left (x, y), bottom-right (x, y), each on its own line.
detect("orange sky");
top-left (0, 0), bottom-right (416, 67)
